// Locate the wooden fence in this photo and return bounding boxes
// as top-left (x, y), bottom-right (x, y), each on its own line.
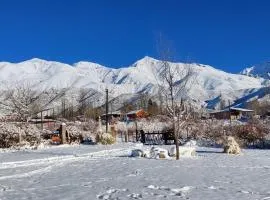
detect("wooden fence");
top-left (139, 130), bottom-right (175, 145)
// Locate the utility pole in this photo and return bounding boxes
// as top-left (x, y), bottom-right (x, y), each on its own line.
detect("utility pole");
top-left (41, 110), bottom-right (43, 130)
top-left (62, 99), bottom-right (66, 118)
top-left (228, 100), bottom-right (231, 126)
top-left (105, 89), bottom-right (109, 133)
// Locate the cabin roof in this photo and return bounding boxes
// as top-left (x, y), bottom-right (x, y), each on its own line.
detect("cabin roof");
top-left (126, 109), bottom-right (144, 115)
top-left (209, 107), bottom-right (254, 114)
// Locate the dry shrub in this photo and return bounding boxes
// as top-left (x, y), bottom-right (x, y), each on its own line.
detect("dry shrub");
top-left (0, 122), bottom-right (41, 148)
top-left (96, 133), bottom-right (115, 145)
top-left (223, 136), bottom-right (241, 154)
top-left (189, 118), bottom-right (270, 148)
top-left (66, 125), bottom-right (83, 143)
top-left (230, 119), bottom-right (269, 147)
top-left (65, 120), bottom-right (98, 143)
top-left (188, 119), bottom-right (225, 147)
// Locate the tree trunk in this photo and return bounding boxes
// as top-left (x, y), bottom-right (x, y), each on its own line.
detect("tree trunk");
top-left (170, 86), bottom-right (180, 160)
top-left (173, 121), bottom-right (180, 160)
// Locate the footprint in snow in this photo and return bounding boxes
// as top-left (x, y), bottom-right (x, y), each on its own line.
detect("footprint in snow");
top-left (169, 186), bottom-right (193, 197)
top-left (96, 188), bottom-right (117, 199)
top-left (96, 178), bottom-right (110, 183)
top-left (127, 170), bottom-right (143, 177)
top-left (151, 193), bottom-right (167, 198)
top-left (147, 185), bottom-right (160, 190)
top-left (238, 190), bottom-right (253, 194)
top-left (97, 188), bottom-right (128, 199)
top-left (146, 184), bottom-right (193, 197)
top-left (97, 194), bottom-right (111, 200)
top-left (0, 185), bottom-right (10, 192)
top-left (127, 193), bottom-right (142, 199)
top-left (207, 185), bottom-right (218, 190)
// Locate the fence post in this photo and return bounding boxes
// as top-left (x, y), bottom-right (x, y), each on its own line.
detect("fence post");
top-left (125, 130), bottom-right (128, 142)
top-left (18, 127), bottom-right (22, 145)
top-left (164, 132), bottom-right (168, 145)
top-left (60, 123), bottom-right (67, 144)
top-left (140, 130), bottom-right (145, 143)
top-left (135, 121), bottom-right (138, 142)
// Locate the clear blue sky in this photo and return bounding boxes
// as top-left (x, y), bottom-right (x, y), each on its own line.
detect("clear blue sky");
top-left (0, 0), bottom-right (269, 72)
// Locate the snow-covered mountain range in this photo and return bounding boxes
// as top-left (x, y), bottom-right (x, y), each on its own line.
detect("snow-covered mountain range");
top-left (0, 56), bottom-right (269, 110)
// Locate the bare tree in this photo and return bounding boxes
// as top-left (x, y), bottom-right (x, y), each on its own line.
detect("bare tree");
top-left (137, 92), bottom-right (149, 110)
top-left (60, 88), bottom-right (100, 120)
top-left (156, 35), bottom-right (196, 159)
top-left (77, 89), bottom-right (91, 116)
top-left (0, 82), bottom-right (69, 122)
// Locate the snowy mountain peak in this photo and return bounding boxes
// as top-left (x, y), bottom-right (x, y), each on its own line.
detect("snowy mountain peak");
top-left (29, 58), bottom-right (46, 62)
top-left (241, 62), bottom-right (270, 79)
top-left (20, 58), bottom-right (49, 64)
top-left (138, 56), bottom-right (157, 61)
top-left (133, 56), bottom-right (159, 66)
top-left (241, 66), bottom-right (254, 76)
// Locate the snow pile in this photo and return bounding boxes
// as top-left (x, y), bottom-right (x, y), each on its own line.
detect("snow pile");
top-left (169, 146), bottom-right (196, 157)
top-left (183, 140), bottom-right (197, 147)
top-left (223, 136), bottom-right (241, 155)
top-left (131, 149), bottom-right (148, 157)
top-left (131, 147), bottom-right (170, 159)
top-left (149, 147), bottom-right (170, 159)
top-left (131, 145), bottom-right (196, 159)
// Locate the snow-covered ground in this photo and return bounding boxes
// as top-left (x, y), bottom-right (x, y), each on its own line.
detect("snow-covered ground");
top-left (0, 143), bottom-right (270, 200)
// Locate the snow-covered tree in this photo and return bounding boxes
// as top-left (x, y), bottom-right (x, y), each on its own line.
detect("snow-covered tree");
top-left (156, 35), bottom-right (196, 159)
top-left (0, 82), bottom-right (69, 122)
top-left (0, 83), bottom-right (42, 121)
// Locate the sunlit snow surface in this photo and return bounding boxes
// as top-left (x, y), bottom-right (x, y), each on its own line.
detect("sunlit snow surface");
top-left (0, 144), bottom-right (270, 200)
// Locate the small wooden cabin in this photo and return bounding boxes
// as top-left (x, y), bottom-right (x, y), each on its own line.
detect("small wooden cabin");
top-left (126, 109), bottom-right (148, 120)
top-left (209, 107), bottom-right (254, 120)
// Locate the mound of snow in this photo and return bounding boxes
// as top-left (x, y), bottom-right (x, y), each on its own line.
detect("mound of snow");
top-left (131, 149), bottom-right (149, 158)
top-left (169, 146), bottom-right (196, 157)
top-left (149, 147), bottom-right (170, 159)
top-left (183, 140), bottom-right (197, 147)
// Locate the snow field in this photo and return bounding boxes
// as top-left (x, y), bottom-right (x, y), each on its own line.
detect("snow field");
top-left (0, 144), bottom-right (270, 200)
